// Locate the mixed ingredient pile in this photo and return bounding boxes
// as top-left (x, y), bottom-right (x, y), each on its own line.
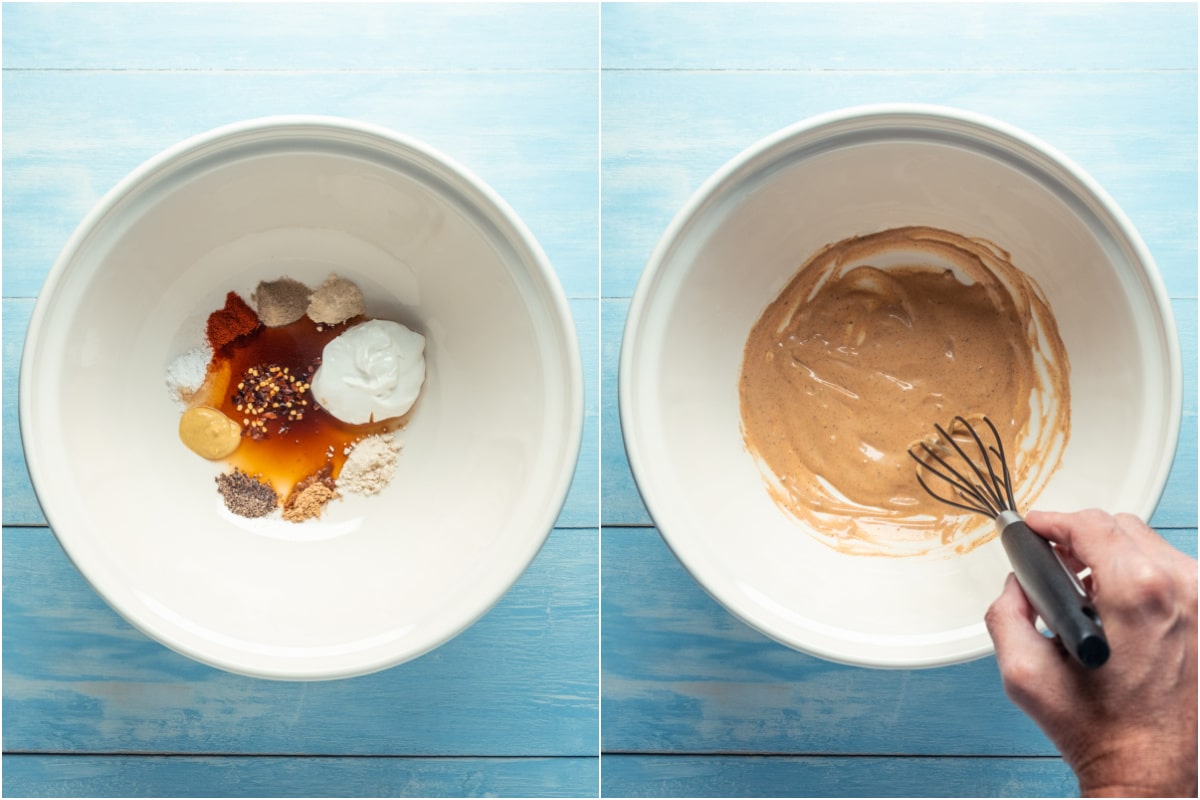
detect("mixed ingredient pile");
top-left (167, 273), bottom-right (425, 523)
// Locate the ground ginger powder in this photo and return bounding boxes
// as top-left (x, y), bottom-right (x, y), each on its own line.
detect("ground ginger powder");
top-left (339, 435), bottom-right (400, 496)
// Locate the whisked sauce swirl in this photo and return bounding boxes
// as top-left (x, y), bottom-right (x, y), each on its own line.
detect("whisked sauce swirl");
top-left (738, 226), bottom-right (1070, 557)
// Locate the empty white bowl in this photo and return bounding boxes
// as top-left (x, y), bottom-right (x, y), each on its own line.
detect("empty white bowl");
top-left (620, 105), bottom-right (1181, 668)
top-left (21, 116), bottom-right (583, 679)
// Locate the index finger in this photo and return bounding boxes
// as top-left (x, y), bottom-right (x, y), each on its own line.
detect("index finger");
top-left (1024, 508), bottom-right (1129, 574)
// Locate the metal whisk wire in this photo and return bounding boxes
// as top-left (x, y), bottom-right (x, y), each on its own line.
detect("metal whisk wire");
top-left (908, 416), bottom-right (1017, 518)
top-left (908, 414), bottom-right (1110, 669)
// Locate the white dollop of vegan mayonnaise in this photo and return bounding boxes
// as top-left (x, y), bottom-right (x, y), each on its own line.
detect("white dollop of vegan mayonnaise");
top-left (311, 319), bottom-right (426, 424)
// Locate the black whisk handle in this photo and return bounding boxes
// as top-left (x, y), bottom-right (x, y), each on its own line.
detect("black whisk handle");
top-left (997, 511), bottom-right (1110, 669)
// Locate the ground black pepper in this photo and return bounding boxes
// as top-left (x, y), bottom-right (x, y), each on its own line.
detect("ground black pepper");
top-left (215, 469), bottom-right (278, 518)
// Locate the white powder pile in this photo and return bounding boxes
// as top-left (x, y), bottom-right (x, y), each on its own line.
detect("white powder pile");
top-left (166, 344), bottom-right (213, 407)
top-left (339, 434), bottom-right (401, 496)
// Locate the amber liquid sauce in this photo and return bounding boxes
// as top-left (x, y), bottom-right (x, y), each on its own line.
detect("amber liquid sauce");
top-left (200, 316), bottom-right (398, 495)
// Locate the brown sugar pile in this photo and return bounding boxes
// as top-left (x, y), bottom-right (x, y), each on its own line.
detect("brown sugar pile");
top-left (206, 292), bottom-right (261, 350)
top-left (252, 277), bottom-right (312, 327)
top-left (282, 466), bottom-right (339, 522)
top-left (215, 469), bottom-right (278, 518)
top-left (307, 274), bottom-right (365, 325)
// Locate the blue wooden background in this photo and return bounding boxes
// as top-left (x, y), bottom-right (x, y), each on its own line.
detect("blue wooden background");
top-left (3, 3), bottom-right (599, 798)
top-left (599, 2), bottom-right (1197, 798)
top-left (3, 3), bottom-right (1197, 799)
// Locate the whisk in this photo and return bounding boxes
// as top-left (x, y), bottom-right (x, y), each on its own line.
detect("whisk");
top-left (909, 416), bottom-right (1109, 669)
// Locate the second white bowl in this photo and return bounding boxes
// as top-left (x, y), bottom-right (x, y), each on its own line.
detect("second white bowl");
top-left (620, 105), bottom-right (1181, 668)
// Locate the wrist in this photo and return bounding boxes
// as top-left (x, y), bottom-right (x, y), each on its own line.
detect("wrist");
top-left (1072, 734), bottom-right (1197, 798)
top-left (1082, 781), bottom-right (1197, 798)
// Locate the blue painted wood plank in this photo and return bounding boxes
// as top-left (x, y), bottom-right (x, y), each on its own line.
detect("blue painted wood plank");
top-left (3, 526), bottom-right (598, 756)
top-left (1183, 298), bottom-right (1199, 417)
top-left (601, 297), bottom-right (1198, 529)
top-left (600, 525), bottom-right (1197, 755)
top-left (3, 297), bottom-right (599, 529)
top-left (3, 754), bottom-right (598, 798)
top-left (601, 2), bottom-right (1196, 72)
top-left (2, 70), bottom-right (599, 299)
top-left (600, 70), bottom-right (1196, 301)
top-left (600, 754), bottom-right (1076, 798)
top-left (2, 299), bottom-right (40, 525)
top-left (564, 297), bottom-right (601, 530)
top-left (599, 298), bottom-right (648, 526)
top-left (4, 3), bottom-right (599, 71)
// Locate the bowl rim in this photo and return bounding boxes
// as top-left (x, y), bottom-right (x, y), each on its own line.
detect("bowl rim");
top-left (19, 114), bottom-right (585, 680)
top-left (619, 102), bottom-right (1184, 668)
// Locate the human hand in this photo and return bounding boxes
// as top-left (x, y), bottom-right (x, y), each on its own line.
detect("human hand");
top-left (985, 509), bottom-right (1197, 797)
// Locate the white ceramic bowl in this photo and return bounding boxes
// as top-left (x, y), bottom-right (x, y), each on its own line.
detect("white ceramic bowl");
top-left (21, 116), bottom-right (583, 679)
top-left (620, 104), bottom-right (1181, 668)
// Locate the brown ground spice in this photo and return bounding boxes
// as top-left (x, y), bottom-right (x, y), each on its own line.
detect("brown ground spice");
top-left (282, 465), bottom-right (339, 522)
top-left (252, 277), bottom-right (311, 328)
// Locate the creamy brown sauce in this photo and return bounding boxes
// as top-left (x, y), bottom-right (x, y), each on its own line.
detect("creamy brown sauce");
top-left (739, 226), bottom-right (1070, 557)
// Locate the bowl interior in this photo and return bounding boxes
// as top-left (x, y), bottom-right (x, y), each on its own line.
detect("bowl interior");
top-left (622, 110), bottom-right (1179, 667)
top-left (22, 120), bottom-right (582, 678)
